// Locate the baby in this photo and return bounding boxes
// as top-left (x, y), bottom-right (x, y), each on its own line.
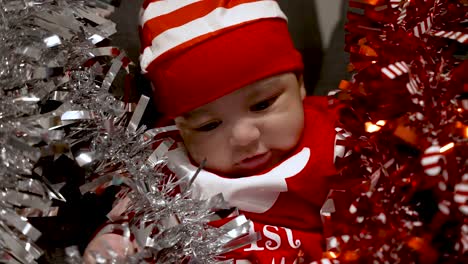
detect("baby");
top-left (86, 0), bottom-right (342, 263)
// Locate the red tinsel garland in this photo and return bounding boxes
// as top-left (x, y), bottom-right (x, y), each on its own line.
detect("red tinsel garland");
top-left (319, 0), bottom-right (467, 263)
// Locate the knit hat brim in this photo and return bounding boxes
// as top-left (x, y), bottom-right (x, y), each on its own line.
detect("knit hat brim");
top-left (145, 19), bottom-right (304, 118)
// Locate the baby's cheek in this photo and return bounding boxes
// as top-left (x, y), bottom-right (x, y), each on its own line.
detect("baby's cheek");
top-left (199, 148), bottom-right (228, 171)
top-left (268, 118), bottom-right (302, 150)
top-left (187, 136), bottom-right (227, 162)
top-left (196, 146), bottom-right (234, 174)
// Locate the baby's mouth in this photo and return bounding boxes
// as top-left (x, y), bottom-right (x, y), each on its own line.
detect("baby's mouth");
top-left (236, 151), bottom-right (273, 172)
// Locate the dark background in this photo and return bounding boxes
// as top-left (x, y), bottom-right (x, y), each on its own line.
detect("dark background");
top-left (109, 0), bottom-right (350, 96)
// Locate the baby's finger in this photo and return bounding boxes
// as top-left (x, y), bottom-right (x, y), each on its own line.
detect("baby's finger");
top-left (84, 233), bottom-right (135, 264)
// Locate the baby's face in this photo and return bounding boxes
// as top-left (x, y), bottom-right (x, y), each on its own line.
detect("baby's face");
top-left (175, 73), bottom-right (306, 177)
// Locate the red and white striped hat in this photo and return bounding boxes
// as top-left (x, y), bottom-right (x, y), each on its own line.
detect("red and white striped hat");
top-left (139, 0), bottom-right (303, 117)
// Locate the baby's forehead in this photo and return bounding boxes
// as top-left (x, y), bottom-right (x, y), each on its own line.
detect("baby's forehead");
top-left (237, 74), bottom-right (289, 98)
top-left (179, 108), bottom-right (210, 120)
top-left (247, 74), bottom-right (287, 90)
top-left (177, 73), bottom-right (290, 120)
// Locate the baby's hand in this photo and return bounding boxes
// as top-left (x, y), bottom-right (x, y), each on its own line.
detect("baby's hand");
top-left (84, 235), bottom-right (251, 264)
top-left (85, 233), bottom-right (254, 264)
top-left (84, 233), bottom-right (136, 264)
top-left (235, 260), bottom-right (253, 264)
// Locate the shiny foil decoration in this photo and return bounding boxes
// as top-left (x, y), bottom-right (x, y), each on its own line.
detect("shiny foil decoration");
top-left (81, 121), bottom-right (257, 263)
top-left (0, 0), bottom-right (119, 262)
top-left (320, 0), bottom-right (467, 263)
top-left (1, 0), bottom-right (254, 263)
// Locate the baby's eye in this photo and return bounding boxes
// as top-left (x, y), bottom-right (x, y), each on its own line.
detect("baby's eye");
top-left (250, 96), bottom-right (278, 112)
top-left (194, 121), bottom-right (221, 132)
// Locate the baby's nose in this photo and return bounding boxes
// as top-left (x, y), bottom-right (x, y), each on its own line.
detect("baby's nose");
top-left (229, 120), bottom-right (260, 147)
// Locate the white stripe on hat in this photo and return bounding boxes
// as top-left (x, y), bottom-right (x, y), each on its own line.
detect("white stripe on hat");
top-left (140, 0), bottom-right (202, 26)
top-left (140, 0), bottom-right (286, 73)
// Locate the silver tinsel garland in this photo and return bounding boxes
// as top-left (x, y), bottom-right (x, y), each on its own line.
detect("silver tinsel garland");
top-left (0, 0), bottom-right (255, 263)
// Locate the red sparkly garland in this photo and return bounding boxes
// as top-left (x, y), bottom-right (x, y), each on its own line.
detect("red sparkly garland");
top-left (319, 0), bottom-right (468, 263)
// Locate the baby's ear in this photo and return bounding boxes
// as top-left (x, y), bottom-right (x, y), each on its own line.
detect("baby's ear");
top-left (298, 75), bottom-right (306, 100)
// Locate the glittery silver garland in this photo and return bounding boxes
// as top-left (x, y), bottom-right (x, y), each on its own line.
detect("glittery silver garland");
top-left (0, 0), bottom-right (120, 262)
top-left (80, 119), bottom-right (258, 263)
top-left (1, 0), bottom-right (256, 263)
